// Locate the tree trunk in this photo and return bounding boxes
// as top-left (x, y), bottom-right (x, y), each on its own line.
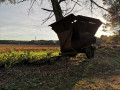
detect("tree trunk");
top-left (51, 0), bottom-right (64, 21)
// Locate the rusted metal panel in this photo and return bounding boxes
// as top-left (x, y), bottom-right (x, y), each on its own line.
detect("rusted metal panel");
top-left (58, 30), bottom-right (72, 50)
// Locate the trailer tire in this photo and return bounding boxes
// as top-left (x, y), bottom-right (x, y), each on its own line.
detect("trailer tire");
top-left (85, 46), bottom-right (95, 59)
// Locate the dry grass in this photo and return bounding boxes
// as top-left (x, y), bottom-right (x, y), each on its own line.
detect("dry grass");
top-left (0, 44), bottom-right (60, 51)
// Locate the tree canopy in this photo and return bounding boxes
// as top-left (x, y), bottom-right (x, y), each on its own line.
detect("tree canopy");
top-left (103, 0), bottom-right (120, 35)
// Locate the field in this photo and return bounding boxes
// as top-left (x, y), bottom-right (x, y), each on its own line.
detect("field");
top-left (0, 44), bottom-right (60, 51)
top-left (0, 44), bottom-right (60, 68)
top-left (0, 44), bottom-right (120, 89)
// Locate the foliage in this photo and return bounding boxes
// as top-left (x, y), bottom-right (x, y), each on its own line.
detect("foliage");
top-left (103, 0), bottom-right (120, 35)
top-left (96, 37), bottom-right (104, 46)
top-left (0, 50), bottom-right (59, 68)
top-left (0, 40), bottom-right (60, 45)
top-left (96, 35), bottom-right (120, 46)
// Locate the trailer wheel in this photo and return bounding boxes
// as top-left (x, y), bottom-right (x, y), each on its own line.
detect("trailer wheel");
top-left (85, 46), bottom-right (95, 59)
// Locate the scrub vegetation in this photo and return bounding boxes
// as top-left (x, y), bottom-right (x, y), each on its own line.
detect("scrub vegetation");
top-left (0, 44), bottom-right (120, 90)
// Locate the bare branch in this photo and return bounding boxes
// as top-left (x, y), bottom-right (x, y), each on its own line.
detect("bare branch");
top-left (28, 0), bottom-right (40, 15)
top-left (90, 0), bottom-right (110, 13)
top-left (64, 0), bottom-right (68, 14)
top-left (71, 0), bottom-right (82, 7)
top-left (64, 0), bottom-right (78, 16)
top-left (41, 8), bottom-right (53, 12)
top-left (28, 0), bottom-right (35, 15)
top-left (34, 0), bottom-right (39, 6)
top-left (41, 12), bottom-right (54, 25)
top-left (40, 0), bottom-right (43, 5)
top-left (17, 0), bottom-right (27, 3)
top-left (41, 8), bottom-right (69, 12)
top-left (90, 0), bottom-right (93, 15)
top-left (59, 0), bottom-right (65, 4)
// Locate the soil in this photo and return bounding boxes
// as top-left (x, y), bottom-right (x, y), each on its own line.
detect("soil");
top-left (0, 48), bottom-right (120, 90)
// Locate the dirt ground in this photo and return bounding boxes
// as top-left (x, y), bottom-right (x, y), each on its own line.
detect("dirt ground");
top-left (0, 48), bottom-right (120, 90)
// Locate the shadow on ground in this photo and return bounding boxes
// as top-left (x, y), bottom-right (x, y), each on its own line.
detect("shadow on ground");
top-left (0, 48), bottom-right (120, 90)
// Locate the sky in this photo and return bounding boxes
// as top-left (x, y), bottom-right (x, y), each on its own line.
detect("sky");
top-left (0, 0), bottom-right (110, 41)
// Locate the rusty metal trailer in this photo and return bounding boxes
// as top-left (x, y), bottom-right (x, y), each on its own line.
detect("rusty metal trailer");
top-left (50, 14), bottom-right (102, 59)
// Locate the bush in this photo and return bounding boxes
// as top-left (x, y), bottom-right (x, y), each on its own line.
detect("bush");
top-left (0, 50), bottom-right (59, 68)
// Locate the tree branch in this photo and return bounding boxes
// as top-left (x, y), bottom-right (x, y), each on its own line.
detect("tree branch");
top-left (40, 0), bottom-right (43, 5)
top-left (71, 0), bottom-right (82, 7)
top-left (41, 12), bottom-right (54, 25)
top-left (17, 0), bottom-right (27, 3)
top-left (51, 0), bottom-right (64, 21)
top-left (64, 0), bottom-right (78, 16)
top-left (28, 0), bottom-right (36, 15)
top-left (90, 0), bottom-right (110, 13)
top-left (59, 0), bottom-right (65, 4)
top-left (41, 8), bottom-right (53, 12)
top-left (41, 8), bottom-right (69, 12)
top-left (90, 0), bottom-right (93, 15)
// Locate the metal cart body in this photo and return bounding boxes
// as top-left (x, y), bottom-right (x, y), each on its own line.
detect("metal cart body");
top-left (50, 14), bottom-right (102, 58)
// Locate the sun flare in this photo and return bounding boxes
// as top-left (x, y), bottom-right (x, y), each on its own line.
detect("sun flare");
top-left (106, 26), bottom-right (111, 31)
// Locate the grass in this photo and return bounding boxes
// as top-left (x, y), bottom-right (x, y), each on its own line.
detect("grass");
top-left (0, 47), bottom-right (120, 89)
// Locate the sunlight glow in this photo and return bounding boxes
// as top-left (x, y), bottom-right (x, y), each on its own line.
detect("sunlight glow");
top-left (95, 17), bottom-right (112, 37)
top-left (106, 26), bottom-right (111, 31)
